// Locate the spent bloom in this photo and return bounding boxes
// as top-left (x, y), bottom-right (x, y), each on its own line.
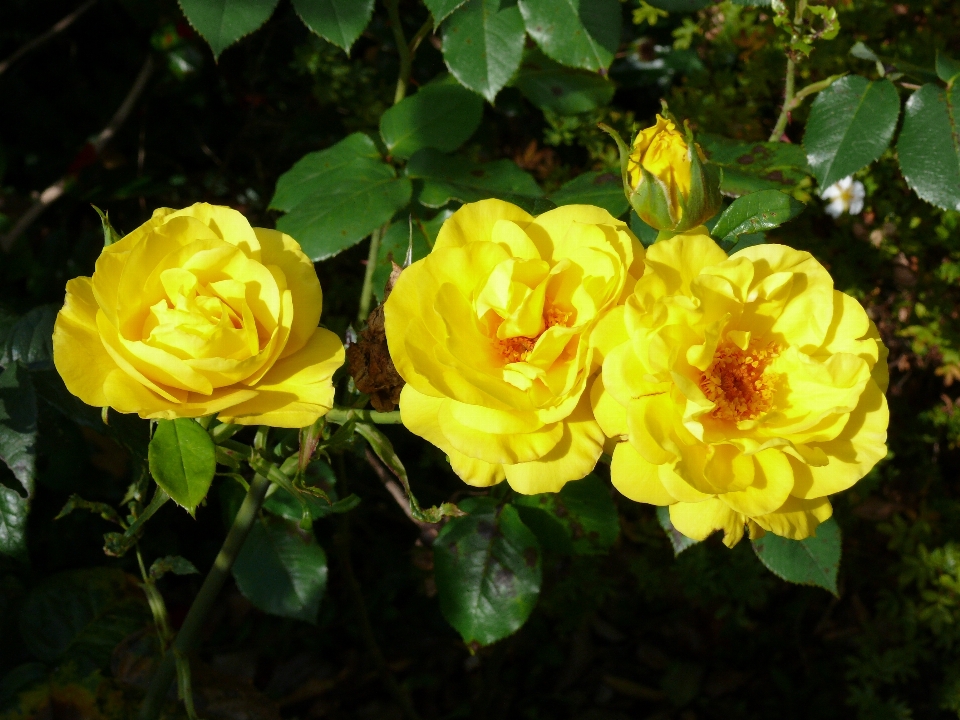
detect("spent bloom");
top-left (592, 232), bottom-right (889, 545)
top-left (53, 203), bottom-right (344, 428)
top-left (384, 199), bottom-right (643, 494)
top-left (821, 176), bottom-right (865, 218)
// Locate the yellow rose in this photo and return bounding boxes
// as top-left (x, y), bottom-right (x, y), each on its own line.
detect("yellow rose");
top-left (592, 232), bottom-right (889, 545)
top-left (53, 203), bottom-right (344, 428)
top-left (383, 199), bottom-right (643, 493)
top-left (609, 114), bottom-right (722, 232)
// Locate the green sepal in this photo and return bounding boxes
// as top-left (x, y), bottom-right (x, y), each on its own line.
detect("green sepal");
top-left (597, 123), bottom-right (632, 201)
top-left (630, 163), bottom-right (677, 230)
top-left (92, 205), bottom-right (122, 247)
top-left (675, 124), bottom-right (723, 232)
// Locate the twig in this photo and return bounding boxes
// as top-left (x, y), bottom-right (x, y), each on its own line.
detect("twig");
top-left (0, 0), bottom-right (99, 77)
top-left (138, 473), bottom-right (271, 720)
top-left (769, 57), bottom-right (796, 142)
top-left (1, 54), bottom-right (155, 251)
top-left (365, 447), bottom-right (432, 533)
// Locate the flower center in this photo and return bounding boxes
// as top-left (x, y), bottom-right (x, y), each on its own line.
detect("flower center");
top-left (495, 306), bottom-right (571, 363)
top-left (699, 340), bottom-right (780, 422)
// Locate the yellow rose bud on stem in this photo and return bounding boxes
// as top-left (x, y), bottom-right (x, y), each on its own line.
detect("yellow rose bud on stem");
top-left (53, 203), bottom-right (345, 428)
top-left (592, 231), bottom-right (889, 546)
top-left (384, 199), bottom-right (644, 494)
top-left (601, 112), bottom-right (723, 232)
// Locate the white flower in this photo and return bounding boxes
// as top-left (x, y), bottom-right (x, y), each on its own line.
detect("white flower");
top-left (821, 176), bottom-right (865, 218)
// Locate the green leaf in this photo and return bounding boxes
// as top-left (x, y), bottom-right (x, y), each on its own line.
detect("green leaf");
top-left (0, 305), bottom-right (58, 370)
top-left (0, 486), bottom-right (28, 562)
top-left (380, 77), bottom-right (484, 159)
top-left (148, 419), bottom-right (216, 515)
top-left (514, 48), bottom-right (615, 115)
top-left (936, 50), bottom-right (960, 85)
top-left (177, 0), bottom-right (280, 59)
top-left (270, 133), bottom-right (383, 212)
top-left (442, 0), bottom-right (525, 102)
top-left (751, 517), bottom-right (841, 595)
top-left (803, 75), bottom-right (900, 188)
top-left (513, 474), bottom-right (619, 556)
top-left (699, 134), bottom-right (810, 197)
top-left (0, 364), bottom-right (37, 497)
top-left (550, 171), bottom-right (628, 217)
top-left (148, 555), bottom-right (199, 580)
top-left (656, 506), bottom-right (698, 556)
top-left (518, 0), bottom-right (621, 71)
top-left (433, 497), bottom-right (541, 645)
top-left (407, 148), bottom-right (545, 213)
top-left (711, 190), bottom-right (805, 242)
top-left (18, 568), bottom-right (148, 670)
top-left (426, 0), bottom-right (468, 24)
top-left (291, 0), bottom-right (374, 52)
top-left (232, 515), bottom-right (328, 623)
top-left (371, 213), bottom-right (442, 303)
top-left (272, 135), bottom-right (413, 261)
top-left (898, 83), bottom-right (960, 212)
top-left (263, 459), bottom-right (359, 521)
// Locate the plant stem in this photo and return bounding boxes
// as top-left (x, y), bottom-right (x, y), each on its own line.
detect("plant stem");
top-left (138, 474), bottom-right (271, 720)
top-left (357, 225), bottom-right (383, 324)
top-left (769, 56), bottom-right (796, 142)
top-left (386, 0), bottom-right (410, 105)
top-left (326, 407), bottom-right (403, 425)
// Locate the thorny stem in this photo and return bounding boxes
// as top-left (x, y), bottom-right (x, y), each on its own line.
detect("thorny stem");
top-left (769, 0), bottom-right (808, 142)
top-left (138, 474), bottom-right (271, 720)
top-left (769, 57), bottom-right (796, 142)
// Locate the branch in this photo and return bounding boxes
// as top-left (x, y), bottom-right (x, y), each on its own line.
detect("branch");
top-left (1, 54), bottom-right (155, 252)
top-left (0, 0), bottom-right (99, 77)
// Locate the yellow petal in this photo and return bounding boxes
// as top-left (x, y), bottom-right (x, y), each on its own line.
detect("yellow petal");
top-left (103, 369), bottom-right (257, 419)
top-left (437, 397), bottom-right (563, 464)
top-left (789, 379), bottom-right (888, 499)
top-left (255, 228), bottom-right (323, 359)
top-left (753, 495), bottom-right (833, 540)
top-left (433, 198), bottom-right (533, 251)
top-left (218, 328), bottom-right (344, 428)
top-left (447, 448), bottom-right (506, 487)
top-left (626, 393), bottom-right (678, 465)
top-left (642, 232), bottom-right (728, 297)
top-left (610, 441), bottom-right (674, 505)
top-left (589, 374), bottom-right (628, 439)
top-left (398, 384), bottom-right (451, 451)
top-left (503, 395), bottom-right (604, 494)
top-left (589, 305), bottom-right (629, 367)
top-left (53, 277), bottom-right (118, 408)
top-left (717, 448), bottom-right (794, 516)
top-left (167, 202), bottom-right (261, 259)
top-left (669, 497), bottom-right (747, 547)
top-left (737, 244), bottom-right (835, 350)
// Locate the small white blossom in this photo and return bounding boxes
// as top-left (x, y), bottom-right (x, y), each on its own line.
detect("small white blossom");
top-left (821, 176), bottom-right (865, 218)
